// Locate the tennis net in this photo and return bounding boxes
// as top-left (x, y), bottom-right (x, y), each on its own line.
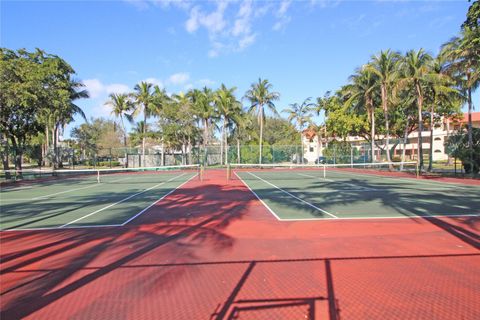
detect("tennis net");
top-left (1, 165), bottom-right (201, 184)
top-left (227, 162), bottom-right (418, 181)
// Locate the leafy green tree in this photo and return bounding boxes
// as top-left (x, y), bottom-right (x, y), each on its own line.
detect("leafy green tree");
top-left (0, 48), bottom-right (87, 170)
top-left (445, 127), bottom-right (480, 174)
top-left (244, 78), bottom-right (280, 164)
top-left (463, 0), bottom-right (479, 30)
top-left (282, 98), bottom-right (314, 163)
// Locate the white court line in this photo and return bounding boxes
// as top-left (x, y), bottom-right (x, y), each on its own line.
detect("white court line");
top-left (1, 223), bottom-right (123, 232)
top-left (59, 173), bottom-right (187, 228)
top-left (121, 173), bottom-right (199, 226)
top-left (297, 173), bottom-right (376, 190)
top-left (327, 169), bottom-right (478, 190)
top-left (275, 213), bottom-right (480, 221)
top-left (245, 171), bottom-right (338, 219)
top-left (234, 171), bottom-right (283, 221)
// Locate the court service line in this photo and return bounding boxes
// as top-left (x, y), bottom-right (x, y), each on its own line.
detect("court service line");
top-left (246, 172), bottom-right (338, 219)
top-left (234, 172), bottom-right (283, 221)
top-left (59, 173), bottom-right (187, 228)
top-left (121, 173), bottom-right (199, 226)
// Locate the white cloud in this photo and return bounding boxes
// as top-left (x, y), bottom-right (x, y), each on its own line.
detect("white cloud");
top-left (238, 33), bottom-right (256, 50)
top-left (185, 2), bottom-right (227, 34)
top-left (83, 79), bottom-right (131, 99)
top-left (167, 72), bottom-right (190, 86)
top-left (197, 78), bottom-right (216, 87)
top-left (143, 77), bottom-right (163, 87)
top-left (273, 0), bottom-right (292, 31)
top-left (83, 79), bottom-right (104, 99)
top-left (105, 84), bottom-right (130, 95)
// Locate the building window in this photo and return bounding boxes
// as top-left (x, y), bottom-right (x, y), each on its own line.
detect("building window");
top-left (309, 147), bottom-right (314, 152)
top-left (434, 149), bottom-right (442, 153)
top-left (434, 137), bottom-right (442, 141)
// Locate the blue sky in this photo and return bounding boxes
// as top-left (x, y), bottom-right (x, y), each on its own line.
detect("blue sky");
top-left (1, 0), bottom-right (475, 138)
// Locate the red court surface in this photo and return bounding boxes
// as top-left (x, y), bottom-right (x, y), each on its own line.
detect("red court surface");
top-left (1, 169), bottom-right (479, 319)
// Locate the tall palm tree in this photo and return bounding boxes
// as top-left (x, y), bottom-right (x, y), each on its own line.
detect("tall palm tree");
top-left (425, 57), bottom-right (461, 171)
top-left (244, 78), bottom-right (280, 164)
top-left (52, 79), bottom-right (89, 169)
top-left (105, 93), bottom-right (133, 167)
top-left (342, 67), bottom-right (378, 162)
top-left (441, 27), bottom-right (480, 173)
top-left (282, 98), bottom-right (314, 164)
top-left (188, 87), bottom-right (216, 165)
top-left (366, 50), bottom-right (401, 167)
top-left (105, 93), bottom-right (134, 147)
top-left (215, 84), bottom-right (241, 165)
top-left (132, 82), bottom-right (155, 167)
top-left (397, 49), bottom-right (433, 170)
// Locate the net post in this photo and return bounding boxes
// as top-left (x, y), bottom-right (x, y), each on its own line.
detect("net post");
top-left (199, 165), bottom-right (204, 181)
top-left (323, 163), bottom-right (326, 179)
top-left (97, 170), bottom-right (100, 183)
top-left (415, 160), bottom-right (420, 178)
top-left (226, 163), bottom-right (231, 181)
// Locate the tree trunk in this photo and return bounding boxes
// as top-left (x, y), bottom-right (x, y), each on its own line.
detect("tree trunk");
top-left (10, 136), bottom-right (22, 171)
top-left (220, 118), bottom-right (224, 165)
top-left (188, 136), bottom-right (192, 165)
top-left (446, 118), bottom-right (453, 165)
top-left (467, 86), bottom-right (473, 176)
top-left (237, 138), bottom-right (240, 164)
top-left (416, 82), bottom-right (424, 171)
top-left (224, 121), bottom-right (228, 165)
top-left (203, 119), bottom-right (208, 166)
top-left (381, 84), bottom-right (393, 168)
top-left (142, 110), bottom-right (147, 167)
top-left (121, 116), bottom-right (128, 168)
top-left (370, 105), bottom-right (375, 163)
top-left (1, 135), bottom-right (10, 179)
top-left (400, 119), bottom-right (409, 171)
top-left (259, 109), bottom-right (263, 164)
top-left (53, 123), bottom-right (59, 169)
top-left (428, 106), bottom-right (434, 172)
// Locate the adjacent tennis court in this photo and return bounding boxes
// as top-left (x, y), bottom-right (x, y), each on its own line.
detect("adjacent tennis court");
top-left (0, 166), bottom-right (199, 230)
top-left (231, 163), bottom-right (480, 220)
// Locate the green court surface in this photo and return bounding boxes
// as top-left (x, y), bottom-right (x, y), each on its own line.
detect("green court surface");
top-left (235, 169), bottom-right (480, 220)
top-left (0, 171), bottom-right (198, 231)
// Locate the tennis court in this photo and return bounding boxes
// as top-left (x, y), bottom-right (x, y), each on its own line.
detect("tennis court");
top-left (0, 166), bottom-right (200, 231)
top-left (231, 163), bottom-right (480, 220)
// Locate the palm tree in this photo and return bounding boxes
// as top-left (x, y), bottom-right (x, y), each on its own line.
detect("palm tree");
top-left (441, 27), bottom-right (480, 174)
top-left (342, 67), bottom-right (378, 162)
top-left (397, 49), bottom-right (433, 170)
top-left (230, 110), bottom-right (253, 164)
top-left (215, 84), bottom-right (241, 165)
top-left (188, 87), bottom-right (216, 165)
top-left (282, 98), bottom-right (314, 164)
top-left (244, 78), bottom-right (280, 164)
top-left (425, 57), bottom-right (461, 171)
top-left (105, 93), bottom-right (133, 167)
top-left (52, 79), bottom-right (89, 169)
top-left (366, 50), bottom-right (401, 167)
top-left (132, 82), bottom-right (155, 167)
